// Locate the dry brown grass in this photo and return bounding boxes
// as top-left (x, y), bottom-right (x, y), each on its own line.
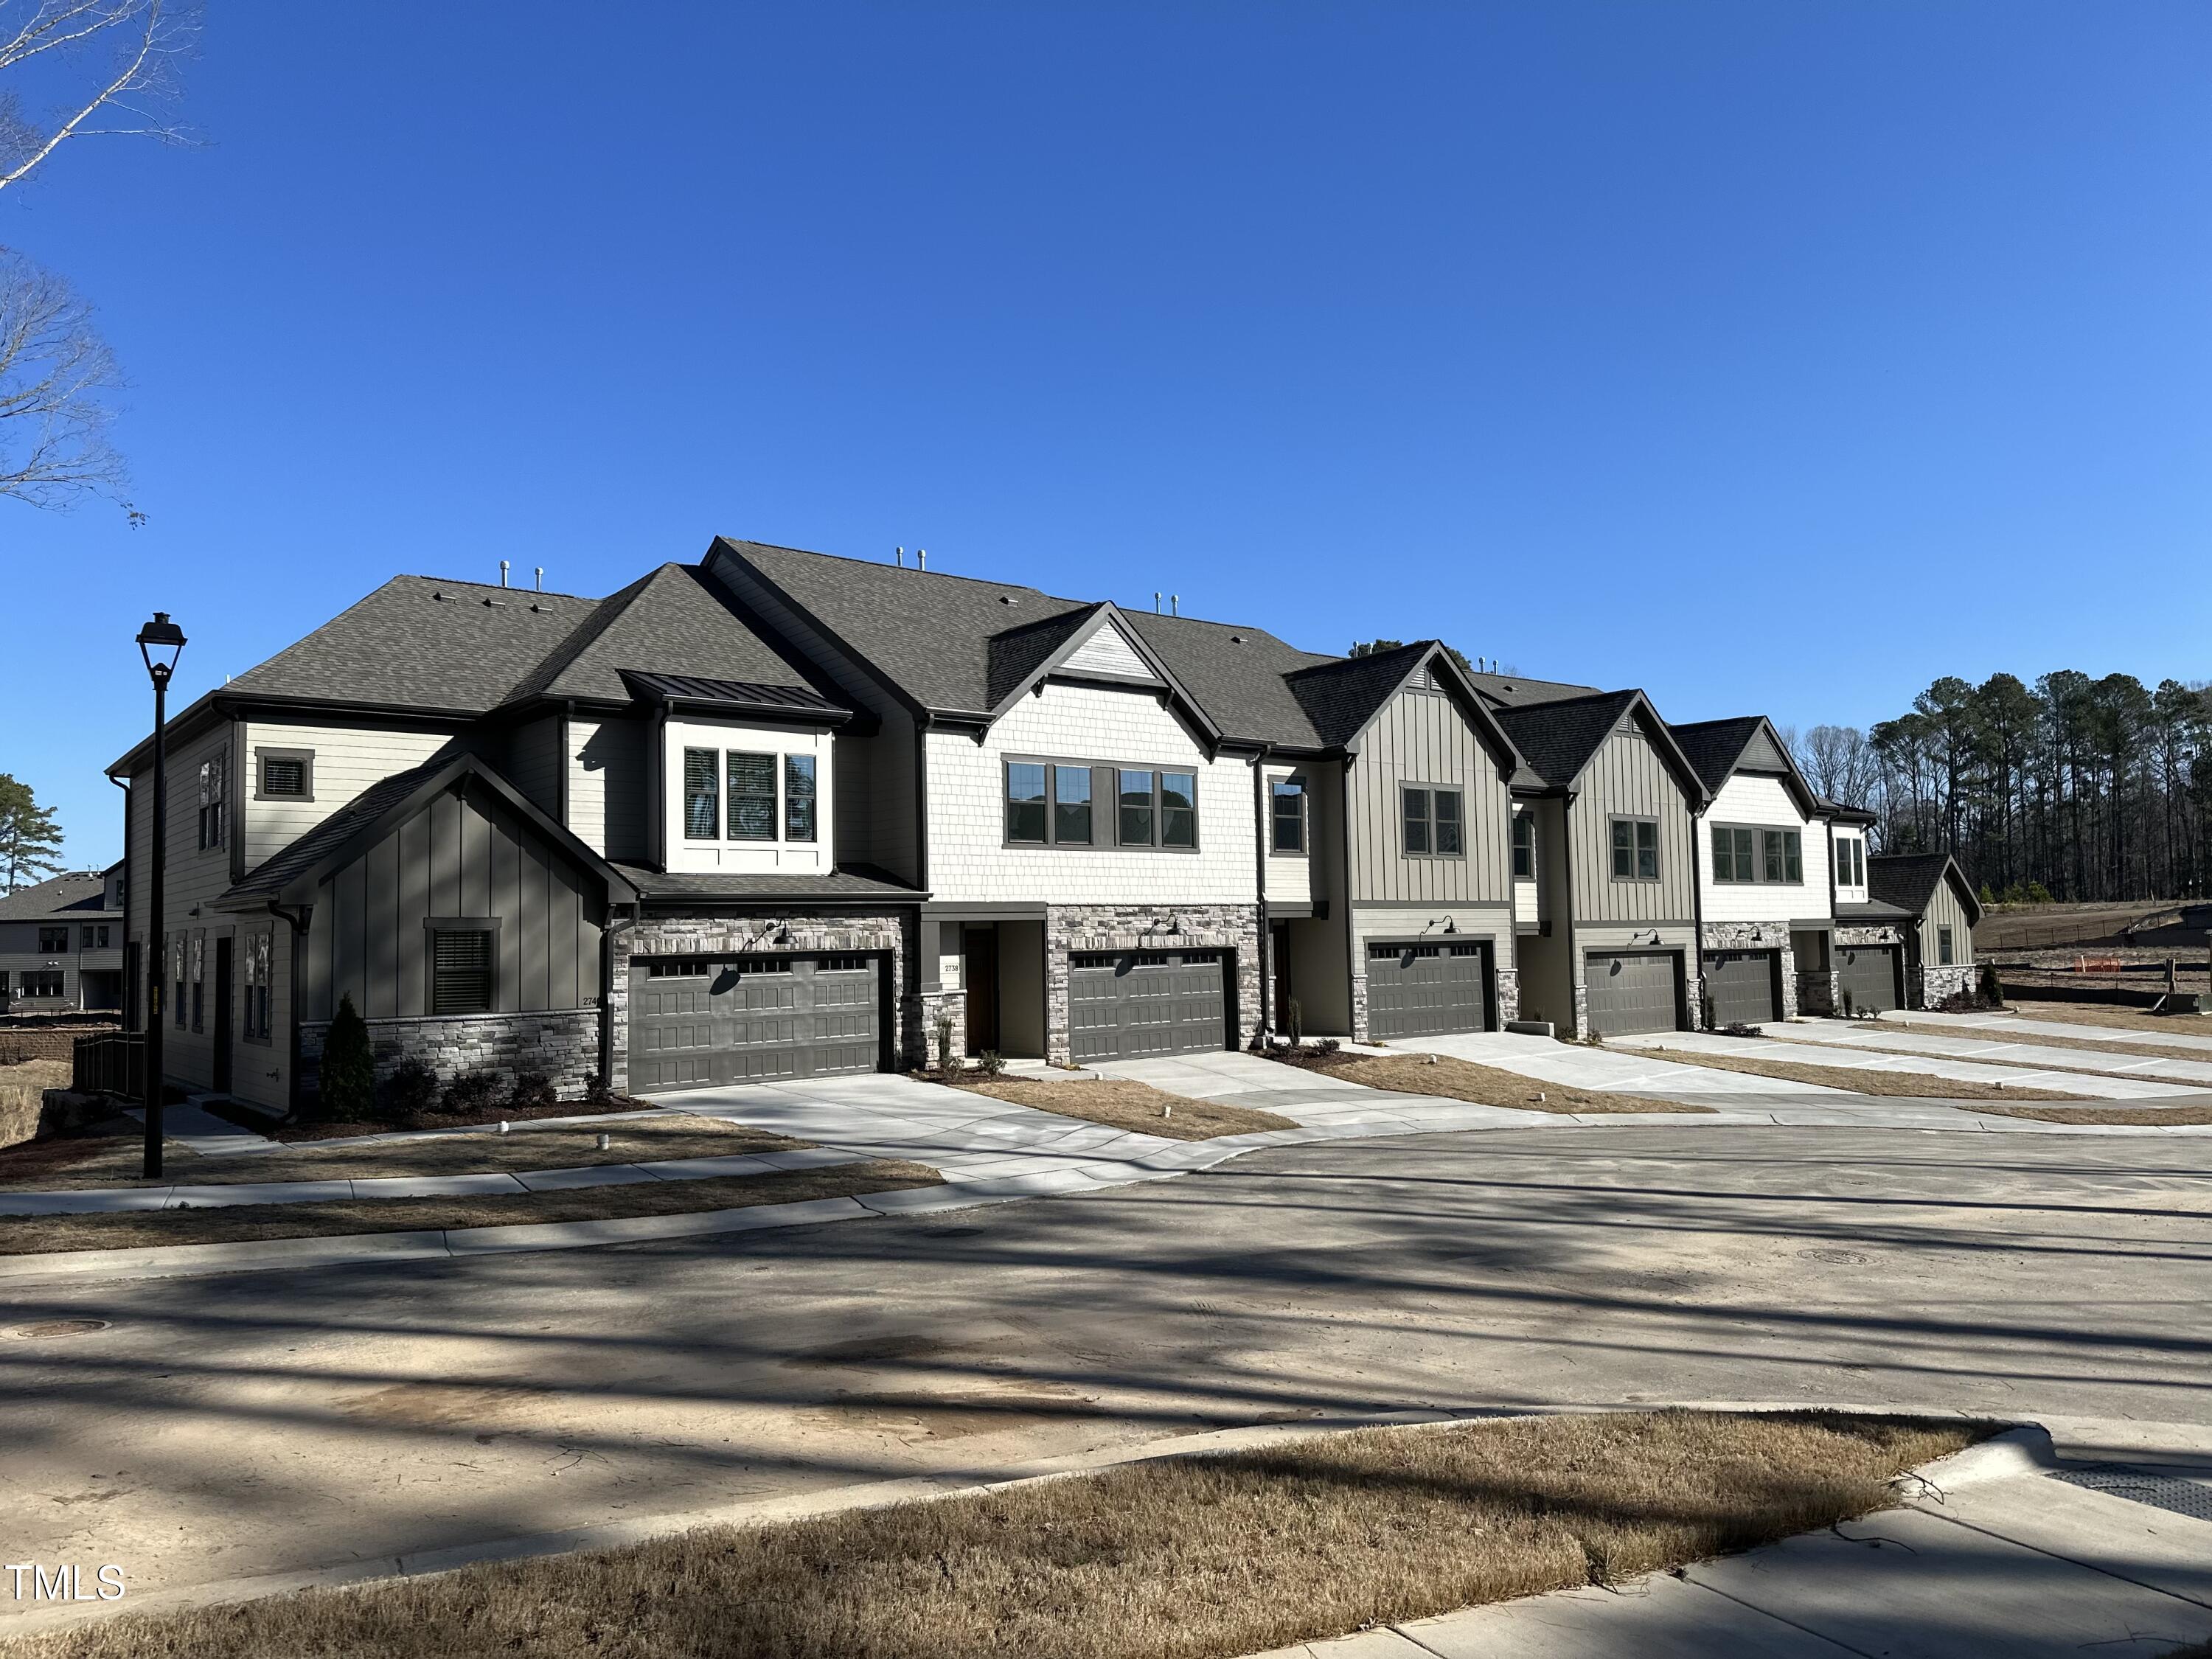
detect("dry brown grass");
top-left (1285, 1050), bottom-right (1714, 1114)
top-left (0, 1113), bottom-right (807, 1193)
top-left (1960, 1102), bottom-right (2212, 1126)
top-left (1635, 1046), bottom-right (2091, 1102)
top-left (0, 1060), bottom-right (78, 1148)
top-left (2, 1409), bottom-right (1983, 1659)
top-left (947, 1077), bottom-right (1297, 1141)
top-left (1908, 1002), bottom-right (2212, 1039)
top-left (0, 1160), bottom-right (939, 1255)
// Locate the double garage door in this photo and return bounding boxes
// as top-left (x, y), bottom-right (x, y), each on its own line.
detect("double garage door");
top-left (1705, 950), bottom-right (1782, 1027)
top-left (1069, 950), bottom-right (1226, 1062)
top-left (1839, 945), bottom-right (1902, 1013)
top-left (629, 953), bottom-right (881, 1090)
top-left (1585, 950), bottom-right (1682, 1037)
top-left (1366, 941), bottom-right (1492, 1039)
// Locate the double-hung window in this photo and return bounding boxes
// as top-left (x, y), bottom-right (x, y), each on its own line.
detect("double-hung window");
top-left (1270, 777), bottom-right (1306, 854)
top-left (1160, 772), bottom-right (1197, 849)
top-left (1938, 925), bottom-right (1956, 966)
top-left (1006, 762), bottom-right (1049, 844)
top-left (726, 751), bottom-right (777, 841)
top-left (430, 926), bottom-right (495, 1015)
top-left (189, 933), bottom-right (205, 1032)
top-left (1006, 761), bottom-right (1199, 849)
top-left (197, 754), bottom-right (226, 850)
top-left (683, 748), bottom-right (720, 840)
top-left (37, 926), bottom-right (66, 953)
top-left (83, 925), bottom-right (108, 950)
top-left (1118, 769), bottom-right (1155, 846)
top-left (1714, 825), bottom-right (1801, 883)
top-left (1511, 813), bottom-right (1536, 880)
top-left (783, 756), bottom-right (817, 843)
top-left (1054, 765), bottom-right (1093, 845)
top-left (1834, 836), bottom-right (1865, 887)
top-left (1612, 818), bottom-right (1660, 880)
top-left (1761, 828), bottom-right (1801, 883)
top-left (1402, 787), bottom-right (1464, 858)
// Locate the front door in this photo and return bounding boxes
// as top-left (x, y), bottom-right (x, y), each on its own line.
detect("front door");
top-left (212, 935), bottom-right (234, 1093)
top-left (964, 926), bottom-right (999, 1054)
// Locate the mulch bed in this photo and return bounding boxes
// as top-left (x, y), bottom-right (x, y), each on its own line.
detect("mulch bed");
top-left (207, 1097), bottom-right (661, 1143)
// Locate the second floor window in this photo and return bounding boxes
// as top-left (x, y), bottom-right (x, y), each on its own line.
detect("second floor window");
top-left (1835, 836), bottom-right (1865, 886)
top-left (1271, 777), bottom-right (1306, 854)
top-left (38, 926), bottom-right (66, 953)
top-left (1402, 787), bottom-right (1464, 857)
top-left (197, 755), bottom-right (226, 850)
top-left (785, 755), bottom-right (817, 843)
top-left (684, 748), bottom-right (720, 839)
top-left (1761, 828), bottom-right (1803, 884)
top-left (1054, 766), bottom-right (1092, 845)
top-left (1006, 759), bottom-right (1199, 849)
top-left (1512, 813), bottom-right (1535, 879)
top-left (1713, 825), bottom-right (1801, 884)
top-left (1007, 762), bottom-right (1048, 843)
top-left (1612, 817), bottom-right (1660, 881)
top-left (83, 925), bottom-right (108, 950)
top-left (727, 751), bottom-right (776, 841)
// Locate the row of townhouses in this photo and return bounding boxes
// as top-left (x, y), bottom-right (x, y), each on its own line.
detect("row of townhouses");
top-left (102, 539), bottom-right (1982, 1107)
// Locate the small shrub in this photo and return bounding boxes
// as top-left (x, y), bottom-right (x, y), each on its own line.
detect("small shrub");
top-left (316, 995), bottom-right (375, 1121)
top-left (380, 1055), bottom-right (441, 1121)
top-left (2025, 880), bottom-right (2054, 905)
top-left (441, 1069), bottom-right (501, 1116)
top-left (585, 1070), bottom-right (613, 1107)
top-left (1311, 1037), bottom-right (1340, 1057)
top-left (1719, 1022), bottom-right (1764, 1038)
top-left (975, 1049), bottom-right (1006, 1079)
top-left (934, 1015), bottom-right (959, 1077)
top-left (508, 1069), bottom-right (556, 1110)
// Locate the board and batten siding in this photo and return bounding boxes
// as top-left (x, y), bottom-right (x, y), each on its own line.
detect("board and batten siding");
top-left (1346, 687), bottom-right (1512, 905)
top-left (302, 784), bottom-right (601, 1023)
top-left (1568, 719), bottom-right (1697, 925)
top-left (568, 715), bottom-right (650, 863)
top-left (1698, 775), bottom-right (1831, 924)
top-left (926, 681), bottom-right (1252, 905)
top-left (241, 721), bottom-right (458, 874)
top-left (1919, 878), bottom-right (1975, 967)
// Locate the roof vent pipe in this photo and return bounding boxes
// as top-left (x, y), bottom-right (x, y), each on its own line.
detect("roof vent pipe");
top-left (895, 546), bottom-right (904, 568)
top-left (1154, 591), bottom-right (1162, 613)
top-left (1170, 594), bottom-right (1179, 616)
top-left (917, 548), bottom-right (927, 571)
top-left (499, 560), bottom-right (510, 588)
top-left (535, 567), bottom-right (544, 591)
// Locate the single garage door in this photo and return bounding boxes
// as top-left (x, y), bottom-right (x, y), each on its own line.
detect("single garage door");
top-left (1069, 950), bottom-right (1225, 1062)
top-left (1705, 950), bottom-right (1781, 1027)
top-left (1839, 945), bottom-right (1901, 1014)
top-left (1585, 950), bottom-right (1680, 1037)
top-left (1366, 940), bottom-right (1492, 1039)
top-left (628, 953), bottom-right (880, 1090)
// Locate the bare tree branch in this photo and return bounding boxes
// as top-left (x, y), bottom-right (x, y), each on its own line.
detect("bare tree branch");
top-left (0, 0), bottom-right (195, 198)
top-left (0, 248), bottom-right (127, 508)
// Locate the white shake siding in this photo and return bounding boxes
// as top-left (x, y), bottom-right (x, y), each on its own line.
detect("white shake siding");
top-left (926, 683), bottom-right (1254, 905)
top-left (1699, 775), bottom-right (1830, 923)
top-left (568, 715), bottom-right (650, 862)
top-left (240, 722), bottom-right (456, 874)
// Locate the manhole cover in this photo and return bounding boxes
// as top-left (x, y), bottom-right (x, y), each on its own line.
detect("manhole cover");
top-left (1801, 1248), bottom-right (1868, 1265)
top-left (10, 1319), bottom-right (109, 1340)
top-left (2053, 1464), bottom-right (2212, 1523)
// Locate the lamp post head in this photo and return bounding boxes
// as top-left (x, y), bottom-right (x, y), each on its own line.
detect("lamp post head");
top-left (136, 612), bottom-right (186, 686)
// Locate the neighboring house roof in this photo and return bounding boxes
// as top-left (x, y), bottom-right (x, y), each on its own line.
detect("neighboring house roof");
top-left (1669, 715), bottom-right (1821, 817)
top-left (1834, 899), bottom-right (1916, 923)
top-left (608, 865), bottom-right (926, 902)
top-left (1495, 689), bottom-right (1709, 803)
top-left (0, 869), bottom-right (119, 921)
top-left (215, 751), bottom-right (637, 910)
top-left (1867, 852), bottom-right (1983, 928)
top-left (508, 563), bottom-right (840, 710)
top-left (1467, 670), bottom-right (1604, 709)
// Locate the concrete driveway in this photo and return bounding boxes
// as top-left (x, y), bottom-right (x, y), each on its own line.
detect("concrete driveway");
top-left (4, 1121), bottom-right (2210, 1624)
top-left (1749, 1017), bottom-right (2212, 1087)
top-left (1896, 1009), bottom-right (2212, 1054)
top-left (1615, 1029), bottom-right (2208, 1099)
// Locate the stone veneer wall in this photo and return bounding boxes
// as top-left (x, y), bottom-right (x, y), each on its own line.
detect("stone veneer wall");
top-left (1700, 922), bottom-right (1800, 1023)
top-left (608, 911), bottom-right (915, 1089)
top-left (1047, 903), bottom-right (1260, 1065)
top-left (1798, 971), bottom-right (1840, 1018)
top-left (1492, 967), bottom-right (1521, 1028)
top-left (1917, 964), bottom-right (1975, 1008)
top-left (914, 988), bottom-right (966, 1070)
top-left (300, 1009), bottom-right (600, 1099)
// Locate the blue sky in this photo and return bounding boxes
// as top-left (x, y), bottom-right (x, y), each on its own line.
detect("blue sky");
top-left (6, 1), bottom-right (2208, 868)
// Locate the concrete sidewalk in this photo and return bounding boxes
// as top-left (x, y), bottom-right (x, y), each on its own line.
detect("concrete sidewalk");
top-left (1615, 1029), bottom-right (2208, 1100)
top-left (1247, 1426), bottom-right (2212, 1659)
top-left (1891, 1008), bottom-right (2212, 1054)
top-left (1752, 1016), bottom-right (2212, 1086)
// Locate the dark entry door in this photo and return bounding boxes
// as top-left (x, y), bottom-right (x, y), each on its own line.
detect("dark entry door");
top-left (964, 927), bottom-right (999, 1054)
top-left (212, 936), bottom-right (234, 1093)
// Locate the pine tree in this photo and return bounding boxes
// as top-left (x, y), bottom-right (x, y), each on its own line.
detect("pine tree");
top-left (316, 994), bottom-right (375, 1121)
top-left (0, 774), bottom-right (66, 894)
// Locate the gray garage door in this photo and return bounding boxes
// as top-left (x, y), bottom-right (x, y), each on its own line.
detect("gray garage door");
top-left (1839, 945), bottom-right (1901, 1014)
top-left (1585, 950), bottom-right (1680, 1037)
top-left (1069, 950), bottom-right (1226, 1062)
top-left (1366, 940), bottom-right (1491, 1039)
top-left (1705, 950), bottom-right (1781, 1027)
top-left (628, 953), bottom-right (880, 1090)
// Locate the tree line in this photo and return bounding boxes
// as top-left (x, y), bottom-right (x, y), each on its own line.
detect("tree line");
top-left (1795, 673), bottom-right (2212, 904)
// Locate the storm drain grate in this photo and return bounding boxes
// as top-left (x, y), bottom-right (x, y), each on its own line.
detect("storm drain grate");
top-left (2052, 1464), bottom-right (2212, 1523)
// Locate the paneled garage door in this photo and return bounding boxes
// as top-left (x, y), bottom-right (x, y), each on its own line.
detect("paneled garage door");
top-left (1839, 945), bottom-right (1901, 1014)
top-left (628, 953), bottom-right (880, 1090)
top-left (1366, 940), bottom-right (1492, 1039)
top-left (1585, 950), bottom-right (1680, 1037)
top-left (1068, 950), bottom-right (1226, 1062)
top-left (1705, 950), bottom-right (1781, 1027)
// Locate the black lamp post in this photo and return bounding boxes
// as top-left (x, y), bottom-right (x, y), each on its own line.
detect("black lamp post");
top-left (136, 611), bottom-right (185, 1179)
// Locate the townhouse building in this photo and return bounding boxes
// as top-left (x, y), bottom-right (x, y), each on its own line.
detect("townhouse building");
top-left (105, 537), bottom-right (1969, 1105)
top-left (0, 863), bottom-right (126, 1013)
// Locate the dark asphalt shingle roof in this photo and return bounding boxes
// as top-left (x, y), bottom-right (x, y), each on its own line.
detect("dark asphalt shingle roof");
top-left (1834, 899), bottom-right (1916, 923)
top-left (1495, 690), bottom-right (1644, 790)
top-left (0, 870), bottom-right (118, 921)
top-left (987, 606), bottom-right (1105, 709)
top-left (1121, 613), bottom-right (1338, 748)
top-left (1467, 670), bottom-right (1604, 709)
top-left (1668, 717), bottom-right (1767, 795)
top-left (1868, 853), bottom-right (1975, 922)
top-left (1283, 643), bottom-right (1436, 749)
top-left (611, 865), bottom-right (925, 901)
top-left (220, 754), bottom-right (463, 903)
top-left (224, 578), bottom-right (600, 714)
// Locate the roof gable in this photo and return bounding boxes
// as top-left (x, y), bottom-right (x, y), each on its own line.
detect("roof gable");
top-left (1284, 643), bottom-right (1522, 775)
top-left (1867, 852), bottom-right (1983, 927)
top-left (1669, 715), bottom-right (1820, 815)
top-left (1498, 690), bottom-right (1708, 803)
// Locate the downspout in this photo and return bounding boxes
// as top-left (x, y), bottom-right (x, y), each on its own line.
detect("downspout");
top-left (1689, 795), bottom-right (1707, 1029)
top-left (107, 773), bottom-right (133, 1029)
top-left (1559, 789), bottom-right (1579, 1037)
top-left (599, 900), bottom-right (641, 1092)
top-left (1340, 753), bottom-right (1357, 1038)
top-left (1251, 745), bottom-right (1271, 1047)
top-left (558, 700), bottom-right (574, 826)
top-left (650, 703), bottom-right (669, 872)
top-left (266, 900), bottom-right (312, 1117)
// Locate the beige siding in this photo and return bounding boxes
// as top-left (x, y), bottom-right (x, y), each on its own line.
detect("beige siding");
top-left (128, 723), bottom-right (245, 1091)
top-left (1264, 760), bottom-right (1326, 910)
top-left (568, 715), bottom-right (650, 862)
top-left (1347, 688), bottom-right (1513, 904)
top-left (1568, 720), bottom-right (1697, 925)
top-left (505, 714), bottom-right (564, 818)
top-left (241, 721), bottom-right (457, 874)
top-left (229, 919), bottom-right (293, 1112)
top-left (1920, 879), bottom-right (1975, 967)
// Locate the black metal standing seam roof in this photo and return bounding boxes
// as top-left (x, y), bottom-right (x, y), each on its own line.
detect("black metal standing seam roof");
top-left (609, 865), bottom-right (928, 902)
top-left (221, 577), bottom-right (602, 714)
top-left (1494, 691), bottom-right (1646, 790)
top-left (616, 672), bottom-right (849, 718)
top-left (716, 540), bottom-right (1095, 714)
top-left (504, 563), bottom-right (841, 708)
top-left (0, 871), bottom-right (117, 921)
top-left (1667, 717), bottom-right (1767, 796)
